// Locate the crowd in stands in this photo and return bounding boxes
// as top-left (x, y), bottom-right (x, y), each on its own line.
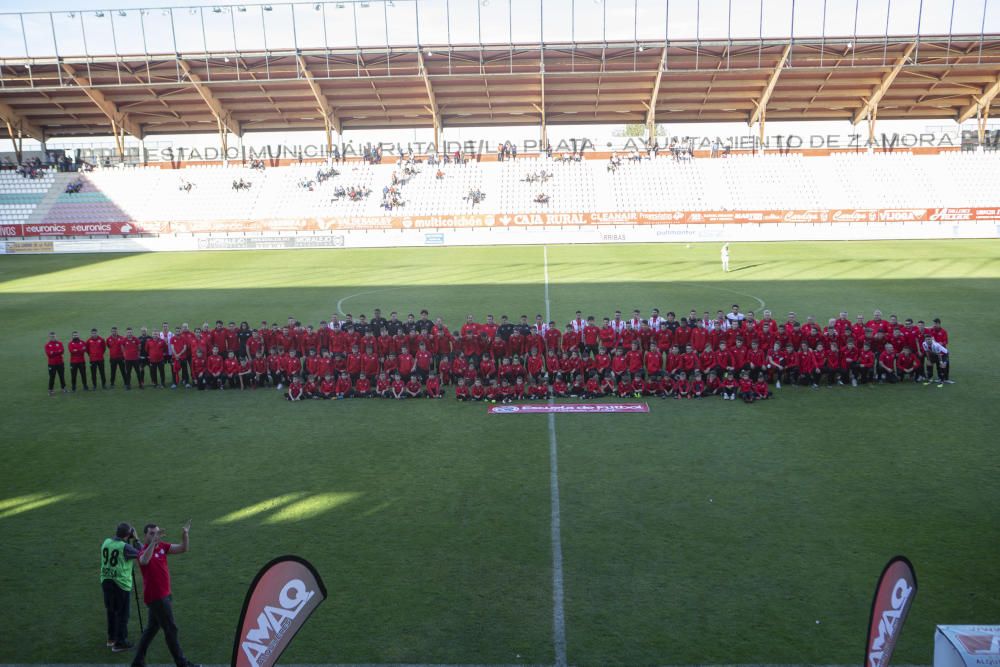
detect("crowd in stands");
top-left (231, 178), bottom-right (252, 191)
top-left (497, 141), bottom-right (518, 161)
top-left (298, 166), bottom-right (341, 191)
top-left (465, 188), bottom-right (486, 206)
top-left (42, 306), bottom-right (953, 404)
top-left (332, 184), bottom-right (371, 202)
top-left (64, 179), bottom-right (83, 194)
top-left (249, 158), bottom-right (267, 171)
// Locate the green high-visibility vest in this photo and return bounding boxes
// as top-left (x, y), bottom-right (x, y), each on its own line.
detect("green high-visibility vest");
top-left (99, 537), bottom-right (134, 591)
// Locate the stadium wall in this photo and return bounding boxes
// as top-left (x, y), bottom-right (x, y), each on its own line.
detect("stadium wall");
top-left (2, 219), bottom-right (997, 254)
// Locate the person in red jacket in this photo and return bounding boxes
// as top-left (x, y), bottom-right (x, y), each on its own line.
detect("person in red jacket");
top-left (355, 372), bottom-right (374, 398)
top-left (878, 343), bottom-right (899, 384)
top-left (146, 335), bottom-right (167, 388)
top-left (205, 346), bottom-right (224, 389)
top-left (106, 326), bottom-right (125, 388)
top-left (738, 371), bottom-right (755, 403)
top-left (45, 331), bottom-right (67, 395)
top-left (375, 372), bottom-right (392, 398)
top-left (191, 349), bottom-right (207, 390)
top-left (68, 330), bottom-right (89, 392)
top-left (455, 378), bottom-right (470, 401)
top-left (425, 371), bottom-right (443, 398)
top-left (335, 371), bottom-right (354, 399)
top-left (86, 328), bottom-right (107, 390)
top-left (285, 377), bottom-right (304, 401)
top-left (121, 328), bottom-right (142, 390)
top-left (222, 351), bottom-right (241, 389)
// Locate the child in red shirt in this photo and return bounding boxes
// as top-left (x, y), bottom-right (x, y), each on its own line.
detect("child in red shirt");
top-left (455, 378), bottom-right (470, 401)
top-left (355, 373), bottom-right (373, 398)
top-left (720, 371), bottom-right (737, 400)
top-left (426, 371), bottom-right (443, 398)
top-left (738, 372), bottom-right (755, 403)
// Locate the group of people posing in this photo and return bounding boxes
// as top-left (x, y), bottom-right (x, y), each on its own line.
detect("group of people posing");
top-left (43, 305), bottom-right (953, 404)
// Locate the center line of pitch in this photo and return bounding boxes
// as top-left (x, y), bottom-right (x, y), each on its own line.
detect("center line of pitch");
top-left (544, 245), bottom-right (568, 667)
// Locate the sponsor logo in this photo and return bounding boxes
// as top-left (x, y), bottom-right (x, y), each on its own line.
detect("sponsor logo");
top-left (832, 209), bottom-right (874, 222)
top-left (241, 579), bottom-right (316, 667)
top-left (929, 207), bottom-right (973, 221)
top-left (783, 210), bottom-right (828, 223)
top-left (0, 225), bottom-right (20, 237)
top-left (955, 631), bottom-right (1000, 654)
top-left (25, 224), bottom-right (67, 234)
top-left (600, 233), bottom-right (627, 242)
top-left (590, 211), bottom-right (637, 224)
top-left (488, 403), bottom-right (650, 414)
top-left (868, 576), bottom-right (914, 667)
top-left (877, 209), bottom-right (927, 222)
top-left (424, 233), bottom-right (445, 245)
top-left (6, 241), bottom-right (54, 254)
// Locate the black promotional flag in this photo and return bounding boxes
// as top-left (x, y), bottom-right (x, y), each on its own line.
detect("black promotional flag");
top-left (231, 556), bottom-right (327, 667)
top-left (865, 556), bottom-right (918, 667)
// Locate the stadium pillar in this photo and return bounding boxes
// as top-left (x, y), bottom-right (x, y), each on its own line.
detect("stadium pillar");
top-left (977, 101), bottom-right (991, 146)
top-left (5, 120), bottom-right (23, 164)
top-left (218, 117), bottom-right (229, 166)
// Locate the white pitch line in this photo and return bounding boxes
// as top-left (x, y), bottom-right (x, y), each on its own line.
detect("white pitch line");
top-left (336, 288), bottom-right (390, 317)
top-left (543, 245), bottom-right (568, 667)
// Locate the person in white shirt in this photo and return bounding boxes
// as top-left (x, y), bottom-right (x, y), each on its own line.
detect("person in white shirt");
top-left (721, 243), bottom-right (730, 272)
top-left (725, 304), bottom-right (745, 328)
top-left (921, 334), bottom-right (952, 386)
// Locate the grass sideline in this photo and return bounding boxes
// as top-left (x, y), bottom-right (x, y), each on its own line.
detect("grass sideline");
top-left (0, 240), bottom-right (997, 666)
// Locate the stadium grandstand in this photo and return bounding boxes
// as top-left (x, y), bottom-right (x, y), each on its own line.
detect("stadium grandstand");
top-left (0, 0), bottom-right (998, 249)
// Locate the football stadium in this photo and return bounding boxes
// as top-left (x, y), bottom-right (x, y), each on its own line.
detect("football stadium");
top-left (0, 0), bottom-right (998, 666)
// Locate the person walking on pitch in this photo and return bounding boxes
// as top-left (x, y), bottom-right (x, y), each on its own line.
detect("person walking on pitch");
top-left (721, 243), bottom-right (730, 272)
top-left (131, 520), bottom-right (199, 667)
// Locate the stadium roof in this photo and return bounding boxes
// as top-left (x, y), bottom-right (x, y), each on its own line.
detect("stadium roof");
top-left (1, 34), bottom-right (999, 141)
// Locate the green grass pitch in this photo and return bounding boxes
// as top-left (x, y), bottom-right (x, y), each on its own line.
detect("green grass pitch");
top-left (0, 240), bottom-right (997, 665)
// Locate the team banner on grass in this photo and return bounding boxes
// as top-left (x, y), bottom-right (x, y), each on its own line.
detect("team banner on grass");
top-left (489, 403), bottom-right (649, 414)
top-left (231, 555), bottom-right (327, 667)
top-left (865, 556), bottom-right (918, 667)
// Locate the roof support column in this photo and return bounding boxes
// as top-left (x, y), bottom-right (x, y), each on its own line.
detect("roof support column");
top-left (61, 63), bottom-right (142, 158)
top-left (177, 59), bottom-right (241, 165)
top-left (957, 72), bottom-right (1000, 148)
top-left (646, 46), bottom-right (668, 145)
top-left (5, 120), bottom-right (24, 164)
top-left (417, 51), bottom-right (441, 148)
top-left (296, 54), bottom-right (343, 162)
top-left (749, 43), bottom-right (791, 154)
top-left (852, 42), bottom-right (916, 127)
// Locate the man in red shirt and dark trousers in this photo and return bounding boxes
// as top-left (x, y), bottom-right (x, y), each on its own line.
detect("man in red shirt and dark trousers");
top-left (68, 330), bottom-right (89, 391)
top-left (87, 328), bottom-right (108, 389)
top-left (132, 520), bottom-right (199, 667)
top-left (45, 331), bottom-right (67, 395)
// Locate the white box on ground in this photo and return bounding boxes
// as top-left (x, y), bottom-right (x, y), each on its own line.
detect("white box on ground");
top-left (934, 625), bottom-right (1000, 666)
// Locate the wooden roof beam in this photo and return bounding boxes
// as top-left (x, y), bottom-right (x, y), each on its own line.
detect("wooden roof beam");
top-left (957, 72), bottom-right (1000, 123)
top-left (296, 55), bottom-right (343, 135)
top-left (416, 51), bottom-right (442, 136)
top-left (749, 44), bottom-right (791, 127)
top-left (645, 46), bottom-right (668, 134)
top-left (176, 59), bottom-right (241, 137)
top-left (61, 63), bottom-right (143, 139)
top-left (852, 42), bottom-right (916, 125)
top-left (0, 101), bottom-right (45, 142)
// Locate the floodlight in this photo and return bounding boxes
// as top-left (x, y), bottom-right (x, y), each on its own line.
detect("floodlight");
top-left (118, 10), bottom-right (127, 17)
top-left (95, 11), bottom-right (105, 17)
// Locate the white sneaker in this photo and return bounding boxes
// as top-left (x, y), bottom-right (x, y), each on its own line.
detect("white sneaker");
top-left (851, 378), bottom-right (858, 387)
top-left (943, 379), bottom-right (955, 384)
top-left (276, 383), bottom-right (283, 391)
top-left (775, 380), bottom-right (781, 389)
